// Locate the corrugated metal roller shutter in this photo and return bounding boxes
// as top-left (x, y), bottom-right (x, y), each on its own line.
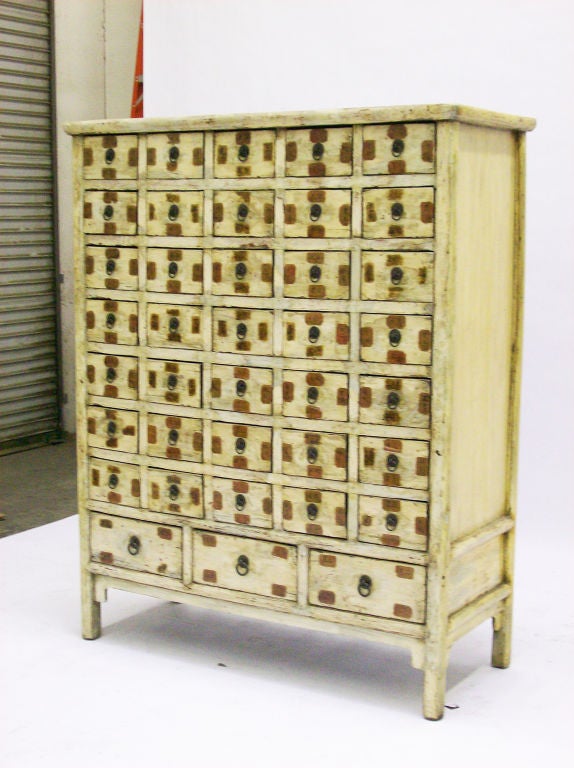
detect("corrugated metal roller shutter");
top-left (0, 0), bottom-right (61, 452)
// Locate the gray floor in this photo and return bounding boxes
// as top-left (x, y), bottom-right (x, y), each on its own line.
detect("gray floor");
top-left (0, 437), bottom-right (77, 538)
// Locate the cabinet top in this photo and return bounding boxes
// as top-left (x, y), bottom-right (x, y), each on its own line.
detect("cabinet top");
top-left (65, 103), bottom-right (536, 135)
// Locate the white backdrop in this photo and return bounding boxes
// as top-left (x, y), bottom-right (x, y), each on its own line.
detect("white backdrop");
top-left (144, 0), bottom-right (574, 538)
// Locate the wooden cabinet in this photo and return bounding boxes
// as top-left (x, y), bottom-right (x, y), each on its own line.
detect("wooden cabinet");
top-left (67, 104), bottom-right (535, 719)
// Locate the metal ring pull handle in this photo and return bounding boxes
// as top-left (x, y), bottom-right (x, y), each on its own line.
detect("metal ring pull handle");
top-left (358, 574), bottom-right (372, 597)
top-left (168, 261), bottom-right (178, 278)
top-left (310, 203), bottom-right (322, 221)
top-left (390, 266), bottom-right (403, 285)
top-left (386, 453), bottom-right (399, 471)
top-left (386, 391), bottom-right (400, 409)
top-left (105, 367), bottom-right (116, 383)
top-left (306, 503), bottom-right (319, 520)
top-left (385, 513), bottom-right (399, 531)
top-left (391, 202), bottom-right (404, 220)
top-left (108, 473), bottom-right (119, 489)
top-left (391, 138), bottom-right (405, 157)
top-left (235, 262), bottom-right (247, 279)
top-left (105, 312), bottom-right (116, 329)
top-left (169, 316), bottom-right (180, 333)
top-left (168, 204), bottom-right (179, 221)
top-left (104, 148), bottom-right (115, 164)
top-left (127, 535), bottom-right (141, 556)
top-left (237, 203), bottom-right (249, 222)
top-left (167, 374), bottom-right (178, 391)
top-left (105, 259), bottom-right (116, 275)
top-left (168, 146), bottom-right (180, 162)
top-left (307, 446), bottom-right (319, 464)
top-left (236, 554), bottom-right (249, 576)
top-left (168, 428), bottom-right (179, 445)
top-left (103, 204), bottom-right (114, 221)
top-left (312, 142), bottom-right (324, 161)
top-left (308, 326), bottom-right (320, 343)
top-left (306, 386), bottom-right (319, 404)
top-left (168, 484), bottom-right (179, 500)
top-left (389, 329), bottom-right (401, 347)
top-left (238, 144), bottom-right (250, 162)
top-left (236, 379), bottom-right (247, 397)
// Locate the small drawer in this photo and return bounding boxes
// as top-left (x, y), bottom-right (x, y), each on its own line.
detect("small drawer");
top-left (211, 421), bottom-right (272, 473)
top-left (213, 190), bottom-right (274, 237)
top-left (282, 487), bottom-right (347, 539)
top-left (212, 249), bottom-right (273, 297)
top-left (212, 308), bottom-right (273, 355)
top-left (283, 250), bottom-right (350, 299)
top-left (145, 359), bottom-right (201, 407)
top-left (282, 429), bottom-right (347, 481)
top-left (358, 496), bottom-right (428, 551)
top-left (86, 299), bottom-right (138, 346)
top-left (283, 311), bottom-right (350, 360)
top-left (91, 513), bottom-right (182, 579)
top-left (282, 370), bottom-right (348, 422)
top-left (88, 458), bottom-right (140, 507)
top-left (147, 303), bottom-right (203, 349)
top-left (192, 531), bottom-right (296, 600)
top-left (359, 437), bottom-right (430, 490)
top-left (362, 123), bottom-right (435, 175)
top-left (211, 364), bottom-right (273, 415)
top-left (359, 376), bottom-right (430, 428)
top-left (362, 187), bottom-right (434, 239)
top-left (147, 191), bottom-right (203, 237)
top-left (285, 126), bottom-right (352, 177)
top-left (86, 353), bottom-right (138, 400)
top-left (308, 550), bottom-right (426, 623)
top-left (211, 477), bottom-right (273, 529)
top-left (360, 314), bottom-right (432, 365)
top-left (85, 246), bottom-right (138, 290)
top-left (284, 189), bottom-right (351, 238)
top-left (146, 248), bottom-right (203, 294)
top-left (146, 132), bottom-right (204, 178)
top-left (83, 191), bottom-right (137, 235)
top-left (147, 413), bottom-right (203, 462)
top-left (87, 405), bottom-right (138, 453)
top-left (361, 251), bottom-right (434, 302)
top-left (148, 467), bottom-right (203, 518)
top-left (214, 129), bottom-right (276, 178)
top-left (83, 135), bottom-right (138, 180)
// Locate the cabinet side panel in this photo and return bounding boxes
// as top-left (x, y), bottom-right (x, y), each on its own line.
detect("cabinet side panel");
top-left (448, 125), bottom-right (517, 541)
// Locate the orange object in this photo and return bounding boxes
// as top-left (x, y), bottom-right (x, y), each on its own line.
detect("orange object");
top-left (131, 7), bottom-right (143, 117)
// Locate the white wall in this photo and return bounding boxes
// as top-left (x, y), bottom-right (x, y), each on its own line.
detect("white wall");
top-left (55, 0), bottom-right (141, 432)
top-left (142, 0), bottom-right (574, 534)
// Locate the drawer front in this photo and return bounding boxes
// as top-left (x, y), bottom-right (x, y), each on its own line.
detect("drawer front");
top-left (88, 458), bottom-right (140, 507)
top-left (212, 249), bottom-right (273, 297)
top-left (358, 376), bottom-right (431, 428)
top-left (282, 370), bottom-right (348, 422)
top-left (214, 129), bottom-right (276, 178)
top-left (85, 246), bottom-right (138, 290)
top-left (148, 467), bottom-right (203, 518)
top-left (361, 251), bottom-right (434, 302)
top-left (285, 126), bottom-right (353, 177)
top-left (87, 406), bottom-right (138, 453)
top-left (282, 487), bottom-right (347, 539)
top-left (360, 314), bottom-right (432, 365)
top-left (83, 191), bottom-right (137, 235)
top-left (86, 299), bottom-right (138, 346)
top-left (282, 429), bottom-right (347, 481)
top-left (213, 190), bottom-right (275, 237)
top-left (147, 414), bottom-right (203, 462)
top-left (147, 303), bottom-right (203, 349)
top-left (284, 189), bottom-right (351, 238)
top-left (212, 308), bottom-right (273, 355)
top-left (192, 531), bottom-right (297, 600)
top-left (145, 359), bottom-right (201, 407)
top-left (91, 513), bottom-right (182, 578)
top-left (283, 250), bottom-right (350, 299)
top-left (358, 496), bottom-right (428, 551)
top-left (283, 311), bottom-right (350, 360)
top-left (147, 191), bottom-right (203, 237)
top-left (362, 123), bottom-right (435, 175)
top-left (359, 437), bottom-right (430, 490)
top-left (83, 135), bottom-right (138, 180)
top-left (308, 550), bottom-right (426, 623)
top-left (86, 353), bottom-right (138, 400)
top-left (146, 248), bottom-right (203, 294)
top-left (146, 132), bottom-right (204, 178)
top-left (362, 187), bottom-right (434, 239)
top-left (211, 477), bottom-right (273, 529)
top-left (211, 421), bottom-right (272, 472)
top-left (211, 364), bottom-right (273, 415)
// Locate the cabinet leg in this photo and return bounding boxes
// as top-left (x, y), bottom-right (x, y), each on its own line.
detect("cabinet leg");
top-left (491, 598), bottom-right (512, 669)
top-left (423, 652), bottom-right (448, 720)
top-left (81, 572), bottom-right (101, 640)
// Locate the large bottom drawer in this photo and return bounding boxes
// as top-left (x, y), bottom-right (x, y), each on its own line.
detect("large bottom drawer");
top-left (192, 531), bottom-right (297, 600)
top-left (90, 512), bottom-right (183, 579)
top-left (308, 550), bottom-right (426, 623)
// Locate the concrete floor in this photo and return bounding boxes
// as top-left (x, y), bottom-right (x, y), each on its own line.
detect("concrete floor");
top-left (0, 437), bottom-right (77, 538)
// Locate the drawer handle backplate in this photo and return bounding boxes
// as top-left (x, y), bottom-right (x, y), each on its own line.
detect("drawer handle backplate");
top-left (127, 535), bottom-right (141, 556)
top-left (236, 554), bottom-right (249, 576)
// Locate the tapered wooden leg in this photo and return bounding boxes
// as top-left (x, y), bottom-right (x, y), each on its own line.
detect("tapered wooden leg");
top-left (423, 647), bottom-right (448, 720)
top-left (491, 597), bottom-right (513, 668)
top-left (81, 571), bottom-right (101, 640)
